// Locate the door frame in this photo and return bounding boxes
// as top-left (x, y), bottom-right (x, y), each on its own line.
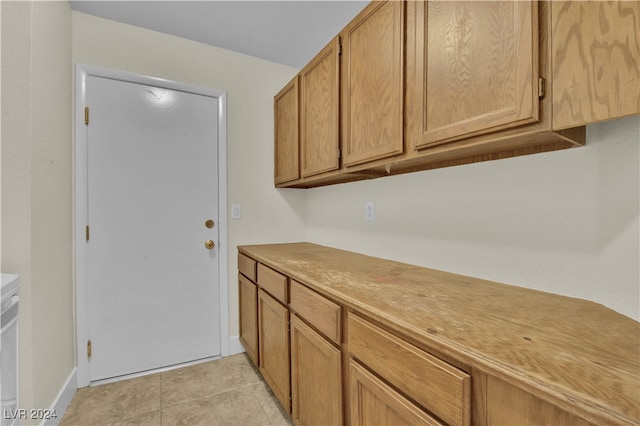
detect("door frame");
top-left (74, 64), bottom-right (229, 387)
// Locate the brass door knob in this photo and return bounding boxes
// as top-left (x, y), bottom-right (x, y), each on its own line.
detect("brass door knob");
top-left (205, 219), bottom-right (215, 229)
top-left (205, 240), bottom-right (215, 250)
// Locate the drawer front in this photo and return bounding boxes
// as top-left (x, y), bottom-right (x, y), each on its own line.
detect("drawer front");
top-left (290, 280), bottom-right (341, 344)
top-left (257, 263), bottom-right (288, 303)
top-left (238, 252), bottom-right (257, 281)
top-left (348, 313), bottom-right (470, 426)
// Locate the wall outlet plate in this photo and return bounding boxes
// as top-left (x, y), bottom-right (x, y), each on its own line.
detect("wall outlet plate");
top-left (365, 202), bottom-right (375, 222)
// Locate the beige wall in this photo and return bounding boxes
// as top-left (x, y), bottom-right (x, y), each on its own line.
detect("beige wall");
top-left (307, 115), bottom-right (640, 320)
top-left (71, 11), bottom-right (308, 340)
top-left (1, 0), bottom-right (74, 416)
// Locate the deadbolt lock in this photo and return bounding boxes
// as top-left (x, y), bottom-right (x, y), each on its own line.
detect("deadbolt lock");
top-left (205, 240), bottom-right (215, 250)
top-left (205, 219), bottom-right (215, 229)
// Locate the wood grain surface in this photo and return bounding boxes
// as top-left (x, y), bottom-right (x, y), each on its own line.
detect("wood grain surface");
top-left (552, 1), bottom-right (640, 129)
top-left (341, 0), bottom-right (404, 166)
top-left (274, 76), bottom-right (299, 184)
top-left (422, 1), bottom-right (538, 146)
top-left (300, 37), bottom-right (340, 178)
top-left (239, 242), bottom-right (640, 425)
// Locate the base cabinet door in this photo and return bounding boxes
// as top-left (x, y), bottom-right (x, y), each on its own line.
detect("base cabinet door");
top-left (350, 360), bottom-right (443, 426)
top-left (258, 289), bottom-right (291, 414)
top-left (239, 274), bottom-right (258, 365)
top-left (290, 315), bottom-right (343, 426)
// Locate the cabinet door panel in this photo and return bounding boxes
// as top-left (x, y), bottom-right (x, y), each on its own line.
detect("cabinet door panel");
top-left (291, 315), bottom-right (343, 426)
top-left (552, 1), bottom-right (640, 129)
top-left (274, 76), bottom-right (299, 184)
top-left (239, 274), bottom-right (258, 365)
top-left (300, 37), bottom-right (340, 177)
top-left (418, 1), bottom-right (539, 148)
top-left (342, 0), bottom-right (404, 166)
top-left (258, 289), bottom-right (290, 414)
top-left (487, 376), bottom-right (595, 426)
top-left (350, 360), bottom-right (443, 426)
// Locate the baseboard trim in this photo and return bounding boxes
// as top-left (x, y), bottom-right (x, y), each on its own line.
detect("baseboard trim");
top-left (229, 335), bottom-right (245, 356)
top-left (43, 368), bottom-right (77, 426)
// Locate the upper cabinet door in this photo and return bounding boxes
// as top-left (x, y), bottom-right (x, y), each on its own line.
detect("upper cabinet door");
top-left (414, 1), bottom-right (539, 149)
top-left (342, 1), bottom-right (405, 167)
top-left (552, 1), bottom-right (640, 130)
top-left (274, 76), bottom-right (299, 185)
top-left (300, 37), bottom-right (341, 178)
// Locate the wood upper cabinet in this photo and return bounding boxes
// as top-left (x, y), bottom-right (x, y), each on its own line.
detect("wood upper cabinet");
top-left (551, 1), bottom-right (640, 130)
top-left (410, 1), bottom-right (540, 149)
top-left (300, 36), bottom-right (341, 178)
top-left (274, 76), bottom-right (299, 184)
top-left (258, 289), bottom-right (291, 414)
top-left (290, 314), bottom-right (343, 426)
top-left (341, 0), bottom-right (404, 166)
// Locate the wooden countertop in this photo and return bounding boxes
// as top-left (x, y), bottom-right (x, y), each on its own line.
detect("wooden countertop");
top-left (238, 242), bottom-right (639, 426)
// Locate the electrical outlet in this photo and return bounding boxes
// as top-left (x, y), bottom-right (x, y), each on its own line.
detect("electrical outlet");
top-left (365, 202), bottom-right (375, 222)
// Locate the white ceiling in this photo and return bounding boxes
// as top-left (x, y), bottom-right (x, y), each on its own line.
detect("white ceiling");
top-left (69, 1), bottom-right (369, 69)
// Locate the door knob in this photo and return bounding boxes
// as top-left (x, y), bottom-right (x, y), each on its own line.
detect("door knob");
top-left (205, 240), bottom-right (215, 250)
top-left (205, 219), bottom-right (215, 229)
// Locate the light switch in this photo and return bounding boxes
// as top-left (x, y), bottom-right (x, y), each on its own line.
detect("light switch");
top-left (232, 204), bottom-right (241, 219)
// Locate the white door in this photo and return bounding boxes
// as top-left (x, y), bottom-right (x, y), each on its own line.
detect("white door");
top-left (86, 75), bottom-right (220, 381)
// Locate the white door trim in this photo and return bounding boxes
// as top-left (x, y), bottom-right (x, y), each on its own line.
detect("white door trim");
top-left (74, 64), bottom-right (229, 387)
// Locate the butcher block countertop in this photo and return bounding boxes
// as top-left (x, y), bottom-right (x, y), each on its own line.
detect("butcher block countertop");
top-left (238, 242), bottom-right (640, 426)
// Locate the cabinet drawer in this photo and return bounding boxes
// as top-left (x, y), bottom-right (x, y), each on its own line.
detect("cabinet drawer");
top-left (257, 263), bottom-right (288, 303)
top-left (348, 313), bottom-right (470, 426)
top-left (238, 252), bottom-right (257, 281)
top-left (290, 280), bottom-right (341, 344)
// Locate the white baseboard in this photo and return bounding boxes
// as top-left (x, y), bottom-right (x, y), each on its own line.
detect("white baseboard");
top-left (228, 335), bottom-right (245, 356)
top-left (43, 368), bottom-right (77, 426)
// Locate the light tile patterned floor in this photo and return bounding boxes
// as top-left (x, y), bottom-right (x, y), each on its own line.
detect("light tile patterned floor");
top-left (61, 354), bottom-right (292, 426)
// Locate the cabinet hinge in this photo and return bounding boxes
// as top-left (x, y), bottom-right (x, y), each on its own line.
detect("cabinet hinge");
top-left (338, 148), bottom-right (341, 160)
top-left (85, 225), bottom-right (90, 241)
top-left (338, 38), bottom-right (342, 56)
top-left (84, 106), bottom-right (90, 125)
top-left (87, 340), bottom-right (92, 358)
top-left (538, 77), bottom-right (546, 99)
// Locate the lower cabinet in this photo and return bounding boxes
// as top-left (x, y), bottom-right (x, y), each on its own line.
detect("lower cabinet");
top-left (486, 376), bottom-right (595, 426)
top-left (290, 314), bottom-right (343, 425)
top-left (350, 359), bottom-right (443, 426)
top-left (348, 312), bottom-right (471, 426)
top-left (239, 248), bottom-right (613, 426)
top-left (258, 288), bottom-right (291, 414)
top-left (238, 273), bottom-right (258, 365)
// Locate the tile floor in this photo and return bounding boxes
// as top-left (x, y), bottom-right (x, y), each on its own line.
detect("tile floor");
top-left (61, 354), bottom-right (292, 426)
